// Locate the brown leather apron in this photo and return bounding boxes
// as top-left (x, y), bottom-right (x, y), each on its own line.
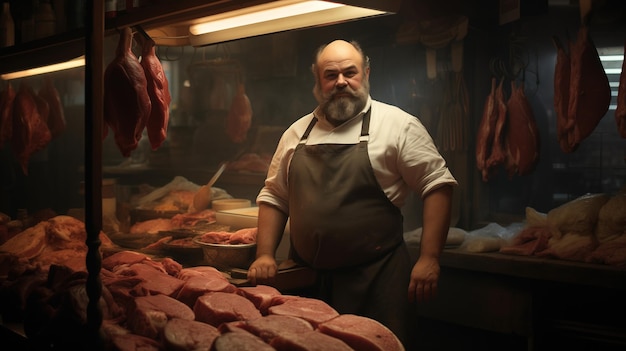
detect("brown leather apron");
top-left (288, 109), bottom-right (411, 345)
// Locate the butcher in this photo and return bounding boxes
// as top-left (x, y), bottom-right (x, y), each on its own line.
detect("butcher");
top-left (247, 39), bottom-right (457, 347)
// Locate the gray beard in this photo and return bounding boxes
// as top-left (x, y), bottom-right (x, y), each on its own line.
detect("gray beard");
top-left (314, 80), bottom-right (369, 126)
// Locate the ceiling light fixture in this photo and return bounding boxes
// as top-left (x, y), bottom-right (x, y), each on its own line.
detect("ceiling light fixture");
top-left (1, 56), bottom-right (85, 80)
top-left (188, 0), bottom-right (394, 47)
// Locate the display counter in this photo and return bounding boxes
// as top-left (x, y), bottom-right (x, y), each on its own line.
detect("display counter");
top-left (410, 247), bottom-right (626, 351)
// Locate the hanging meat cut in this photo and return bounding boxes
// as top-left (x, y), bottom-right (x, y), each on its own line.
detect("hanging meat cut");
top-left (226, 83), bottom-right (252, 143)
top-left (137, 33), bottom-right (171, 151)
top-left (615, 39), bottom-right (626, 138)
top-left (0, 83), bottom-right (15, 148)
top-left (552, 25), bottom-right (611, 152)
top-left (504, 81), bottom-right (540, 177)
top-left (11, 82), bottom-right (52, 175)
top-left (38, 78), bottom-right (66, 139)
top-left (104, 27), bottom-right (152, 157)
top-left (475, 78), bottom-right (498, 181)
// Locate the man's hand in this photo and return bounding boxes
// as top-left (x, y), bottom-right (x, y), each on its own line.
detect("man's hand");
top-left (408, 256), bottom-right (441, 303)
top-left (247, 254), bottom-right (278, 285)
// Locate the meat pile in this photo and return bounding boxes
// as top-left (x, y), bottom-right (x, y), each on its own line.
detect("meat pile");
top-left (552, 25), bottom-right (611, 152)
top-left (0, 79), bottom-right (66, 175)
top-left (475, 78), bottom-right (540, 181)
top-left (104, 27), bottom-right (171, 157)
top-left (499, 188), bottom-right (626, 267)
top-left (0, 215), bottom-right (114, 276)
top-left (196, 227), bottom-right (257, 245)
top-left (0, 249), bottom-right (405, 351)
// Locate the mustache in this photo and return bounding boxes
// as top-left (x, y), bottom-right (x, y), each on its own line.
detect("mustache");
top-left (328, 88), bottom-right (357, 99)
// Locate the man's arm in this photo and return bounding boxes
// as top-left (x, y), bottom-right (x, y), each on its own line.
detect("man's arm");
top-left (247, 202), bottom-right (288, 285)
top-left (408, 184), bottom-right (453, 303)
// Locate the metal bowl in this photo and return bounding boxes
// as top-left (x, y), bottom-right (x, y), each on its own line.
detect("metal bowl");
top-left (193, 237), bottom-right (256, 271)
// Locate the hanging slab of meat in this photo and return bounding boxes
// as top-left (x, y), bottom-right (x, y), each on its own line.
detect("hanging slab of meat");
top-left (317, 314), bottom-right (405, 351)
top-left (504, 81), bottom-right (540, 178)
top-left (104, 27), bottom-right (152, 157)
top-left (554, 25), bottom-right (611, 152)
top-left (137, 33), bottom-right (171, 151)
top-left (476, 78), bottom-right (507, 182)
top-left (485, 79), bottom-right (508, 175)
top-left (11, 82), bottom-right (52, 175)
top-left (38, 78), bottom-right (66, 139)
top-left (552, 36), bottom-right (575, 152)
top-left (475, 78), bottom-right (498, 181)
top-left (0, 83), bottom-right (16, 147)
top-left (226, 83), bottom-right (253, 143)
top-left (616, 39), bottom-right (626, 138)
top-left (567, 25), bottom-right (611, 144)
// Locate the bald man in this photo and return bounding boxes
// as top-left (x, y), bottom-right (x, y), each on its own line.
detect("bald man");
top-left (248, 39), bottom-right (457, 346)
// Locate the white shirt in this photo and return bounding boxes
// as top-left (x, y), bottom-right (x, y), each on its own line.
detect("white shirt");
top-left (256, 97), bottom-right (458, 214)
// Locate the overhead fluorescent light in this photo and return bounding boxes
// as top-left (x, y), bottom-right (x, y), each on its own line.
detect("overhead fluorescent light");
top-left (1, 56), bottom-right (85, 80)
top-left (188, 0), bottom-right (389, 46)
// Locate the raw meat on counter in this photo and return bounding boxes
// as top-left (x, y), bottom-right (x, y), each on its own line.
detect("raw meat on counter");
top-left (499, 189), bottom-right (626, 267)
top-left (1, 248), bottom-right (406, 350)
top-left (196, 227), bottom-right (257, 245)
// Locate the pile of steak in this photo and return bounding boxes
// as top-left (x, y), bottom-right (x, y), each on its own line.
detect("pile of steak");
top-left (0, 248), bottom-right (405, 351)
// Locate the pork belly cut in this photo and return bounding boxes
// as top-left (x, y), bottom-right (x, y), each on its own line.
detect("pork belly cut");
top-left (317, 314), bottom-right (405, 351)
top-left (212, 329), bottom-right (276, 351)
top-left (238, 285), bottom-right (282, 314)
top-left (193, 291), bottom-right (262, 327)
top-left (163, 317), bottom-right (220, 351)
top-left (127, 294), bottom-right (194, 339)
top-left (268, 296), bottom-right (339, 328)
